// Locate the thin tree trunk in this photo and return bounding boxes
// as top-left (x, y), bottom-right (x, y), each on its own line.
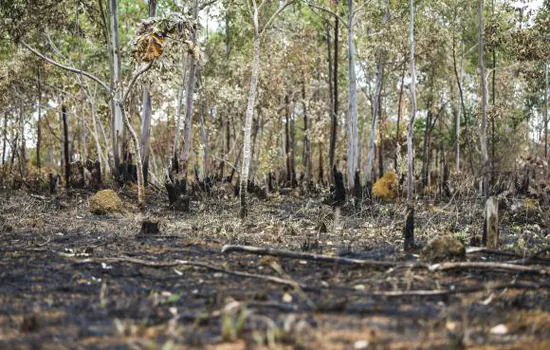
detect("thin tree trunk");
top-left (173, 53), bottom-right (188, 164)
top-left (404, 0), bottom-right (417, 251)
top-left (422, 64), bottom-right (435, 188)
top-left (395, 65), bottom-right (405, 172)
top-left (302, 79), bottom-right (312, 185)
top-left (284, 94), bottom-right (293, 185)
top-left (329, 3), bottom-right (339, 169)
top-left (366, 0), bottom-right (389, 187)
top-left (138, 0), bottom-right (157, 185)
top-left (452, 31), bottom-right (474, 174)
top-left (545, 62), bottom-right (548, 159)
top-left (346, 0), bottom-right (359, 191)
top-left (181, 0), bottom-right (199, 178)
top-left (478, 0), bottom-right (490, 244)
top-left (199, 99), bottom-right (209, 181)
top-left (36, 68), bottom-right (42, 171)
top-left (108, 0), bottom-right (124, 174)
top-left (62, 103), bottom-right (70, 188)
top-left (19, 99), bottom-right (26, 178)
top-left (2, 113), bottom-right (6, 166)
top-left (240, 7), bottom-right (261, 219)
top-left (490, 0), bottom-right (496, 167)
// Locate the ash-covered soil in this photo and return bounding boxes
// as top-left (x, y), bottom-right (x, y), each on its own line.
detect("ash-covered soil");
top-left (0, 188), bottom-right (549, 349)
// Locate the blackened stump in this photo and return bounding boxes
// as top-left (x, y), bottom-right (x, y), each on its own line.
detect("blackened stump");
top-left (140, 219), bottom-right (160, 235)
top-left (333, 165), bottom-right (346, 206)
top-left (403, 204), bottom-right (415, 251)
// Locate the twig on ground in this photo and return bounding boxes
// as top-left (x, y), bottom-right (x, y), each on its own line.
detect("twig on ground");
top-left (466, 247), bottom-right (550, 265)
top-left (506, 246), bottom-right (550, 265)
top-left (222, 244), bottom-right (426, 269)
top-left (430, 261), bottom-right (550, 275)
top-left (367, 281), bottom-right (549, 297)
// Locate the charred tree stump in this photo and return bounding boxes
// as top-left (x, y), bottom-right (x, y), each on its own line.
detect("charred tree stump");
top-left (403, 205), bottom-right (415, 251)
top-left (139, 219), bottom-right (160, 235)
top-left (483, 196), bottom-right (499, 248)
top-left (165, 177), bottom-right (189, 212)
top-left (92, 160), bottom-right (101, 189)
top-left (353, 170), bottom-right (362, 204)
top-left (49, 173), bottom-right (60, 195)
top-left (333, 165), bottom-right (346, 206)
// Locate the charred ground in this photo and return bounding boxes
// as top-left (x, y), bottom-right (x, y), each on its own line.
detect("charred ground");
top-left (0, 187), bottom-right (549, 350)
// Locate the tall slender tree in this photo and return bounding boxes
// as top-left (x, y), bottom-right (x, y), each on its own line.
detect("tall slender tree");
top-left (404, 0), bottom-right (417, 251)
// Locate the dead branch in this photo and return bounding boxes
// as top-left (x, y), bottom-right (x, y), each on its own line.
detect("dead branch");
top-left (75, 256), bottom-right (305, 289)
top-left (368, 281), bottom-right (549, 297)
top-left (222, 244), bottom-right (426, 269)
top-left (430, 261), bottom-right (550, 275)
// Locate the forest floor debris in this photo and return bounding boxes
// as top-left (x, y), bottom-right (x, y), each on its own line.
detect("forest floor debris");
top-left (1, 188), bottom-right (549, 349)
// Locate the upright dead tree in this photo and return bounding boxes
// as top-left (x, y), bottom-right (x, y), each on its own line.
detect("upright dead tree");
top-left (240, 0), bottom-right (294, 219)
top-left (404, 0), bottom-right (417, 251)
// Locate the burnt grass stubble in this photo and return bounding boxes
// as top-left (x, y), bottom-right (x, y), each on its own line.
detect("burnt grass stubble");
top-left (0, 187), bottom-right (549, 349)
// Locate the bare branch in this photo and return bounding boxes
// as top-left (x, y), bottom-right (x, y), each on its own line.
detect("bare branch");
top-left (21, 41), bottom-right (111, 93)
top-left (76, 256), bottom-right (306, 289)
top-left (222, 244), bottom-right (426, 268)
top-left (301, 0), bottom-right (347, 28)
top-left (260, 0), bottom-right (297, 38)
top-left (122, 61), bottom-right (154, 103)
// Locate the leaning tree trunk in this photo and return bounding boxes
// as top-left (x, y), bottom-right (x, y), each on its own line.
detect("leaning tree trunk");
top-left (404, 0), bottom-right (417, 251)
top-left (346, 0), bottom-right (359, 191)
top-left (478, 0), bottom-right (490, 245)
top-left (240, 8), bottom-right (261, 219)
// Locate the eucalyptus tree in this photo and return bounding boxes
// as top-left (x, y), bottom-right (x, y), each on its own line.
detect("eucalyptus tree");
top-left (404, 0), bottom-right (417, 250)
top-left (478, 0), bottom-right (490, 245)
top-left (239, 0), bottom-right (294, 219)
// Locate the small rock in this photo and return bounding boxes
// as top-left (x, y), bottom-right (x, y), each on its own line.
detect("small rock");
top-left (89, 190), bottom-right (123, 215)
top-left (421, 236), bottom-right (465, 262)
top-left (354, 340), bottom-right (369, 349)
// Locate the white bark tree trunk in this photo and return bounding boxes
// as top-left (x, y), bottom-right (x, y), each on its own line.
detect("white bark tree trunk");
top-left (346, 0), bottom-right (359, 190)
top-left (404, 0), bottom-right (417, 250)
top-left (240, 7), bottom-right (260, 219)
top-left (109, 0), bottom-right (124, 172)
top-left (139, 0), bottom-right (157, 182)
